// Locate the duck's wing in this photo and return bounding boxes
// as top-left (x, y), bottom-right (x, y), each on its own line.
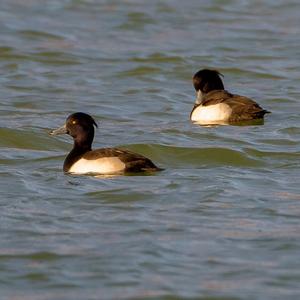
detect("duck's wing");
top-left (83, 148), bottom-right (160, 173)
top-left (201, 90), bottom-right (234, 106)
top-left (201, 90), bottom-right (270, 121)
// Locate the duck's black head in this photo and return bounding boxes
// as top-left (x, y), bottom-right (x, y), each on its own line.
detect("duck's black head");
top-left (50, 112), bottom-right (98, 149)
top-left (193, 69), bottom-right (224, 93)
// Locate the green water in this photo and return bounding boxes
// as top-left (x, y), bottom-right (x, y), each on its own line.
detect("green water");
top-left (1, 1), bottom-right (300, 299)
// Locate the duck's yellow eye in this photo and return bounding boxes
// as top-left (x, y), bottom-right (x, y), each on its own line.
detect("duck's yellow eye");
top-left (72, 120), bottom-right (76, 125)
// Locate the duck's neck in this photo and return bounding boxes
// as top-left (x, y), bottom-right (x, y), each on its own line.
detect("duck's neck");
top-left (195, 90), bottom-right (205, 105)
top-left (63, 132), bottom-right (93, 172)
top-left (63, 145), bottom-right (91, 173)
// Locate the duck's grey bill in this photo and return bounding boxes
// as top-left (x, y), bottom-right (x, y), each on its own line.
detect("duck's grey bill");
top-left (49, 124), bottom-right (67, 135)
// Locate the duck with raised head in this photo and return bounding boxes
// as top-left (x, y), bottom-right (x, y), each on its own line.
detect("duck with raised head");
top-left (50, 112), bottom-right (161, 175)
top-left (190, 69), bottom-right (270, 124)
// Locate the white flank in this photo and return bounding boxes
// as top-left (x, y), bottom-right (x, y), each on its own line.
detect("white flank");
top-left (69, 157), bottom-right (126, 175)
top-left (191, 103), bottom-right (232, 124)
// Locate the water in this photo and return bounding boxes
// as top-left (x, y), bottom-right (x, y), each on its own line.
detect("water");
top-left (1, 0), bottom-right (300, 299)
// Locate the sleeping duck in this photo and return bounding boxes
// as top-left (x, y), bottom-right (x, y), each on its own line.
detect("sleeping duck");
top-left (190, 69), bottom-right (270, 124)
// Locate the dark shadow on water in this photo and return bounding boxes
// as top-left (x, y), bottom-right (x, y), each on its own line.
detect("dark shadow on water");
top-left (63, 169), bottom-right (164, 179)
top-left (192, 118), bottom-right (265, 127)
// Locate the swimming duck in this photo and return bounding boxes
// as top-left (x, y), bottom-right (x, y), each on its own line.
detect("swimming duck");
top-left (190, 69), bottom-right (270, 124)
top-left (50, 112), bottom-right (160, 175)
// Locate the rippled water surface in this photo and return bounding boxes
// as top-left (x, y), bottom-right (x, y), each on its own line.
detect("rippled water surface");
top-left (1, 1), bottom-right (300, 299)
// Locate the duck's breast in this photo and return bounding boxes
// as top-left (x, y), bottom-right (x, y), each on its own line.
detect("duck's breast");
top-left (68, 156), bottom-right (126, 174)
top-left (191, 103), bottom-right (232, 123)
